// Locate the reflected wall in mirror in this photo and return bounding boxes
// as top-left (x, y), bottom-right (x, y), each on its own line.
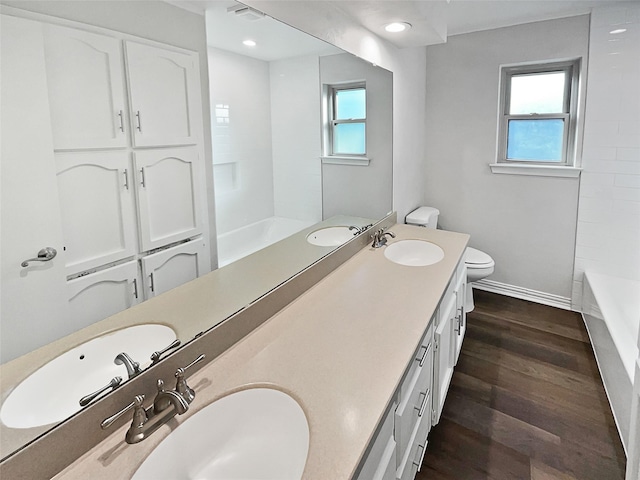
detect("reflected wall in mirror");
top-left (206, 1), bottom-right (393, 266)
top-left (0, 0), bottom-right (392, 463)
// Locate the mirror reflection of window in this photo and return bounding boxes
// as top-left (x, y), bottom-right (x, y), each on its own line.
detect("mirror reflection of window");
top-left (329, 84), bottom-right (366, 156)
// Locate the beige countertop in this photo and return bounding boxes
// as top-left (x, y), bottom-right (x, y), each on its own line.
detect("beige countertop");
top-left (52, 224), bottom-right (469, 480)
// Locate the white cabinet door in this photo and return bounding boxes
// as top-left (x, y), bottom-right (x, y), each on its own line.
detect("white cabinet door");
top-left (67, 260), bottom-right (141, 333)
top-left (56, 152), bottom-right (137, 276)
top-left (43, 24), bottom-right (127, 150)
top-left (453, 266), bottom-right (467, 366)
top-left (134, 147), bottom-right (204, 251)
top-left (125, 41), bottom-right (202, 147)
top-left (0, 15), bottom-right (70, 363)
top-left (433, 295), bottom-right (457, 425)
top-left (141, 238), bottom-right (207, 299)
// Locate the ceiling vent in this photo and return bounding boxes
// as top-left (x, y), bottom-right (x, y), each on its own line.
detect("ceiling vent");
top-left (226, 4), bottom-right (265, 21)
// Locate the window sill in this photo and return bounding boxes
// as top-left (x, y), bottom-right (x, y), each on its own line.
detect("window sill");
top-left (321, 156), bottom-right (370, 166)
top-left (489, 163), bottom-right (581, 178)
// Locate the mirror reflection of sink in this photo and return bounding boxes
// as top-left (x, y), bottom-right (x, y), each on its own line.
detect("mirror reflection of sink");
top-left (384, 239), bottom-right (445, 267)
top-left (0, 324), bottom-right (176, 429)
top-left (306, 226), bottom-right (356, 247)
top-left (132, 388), bottom-right (309, 480)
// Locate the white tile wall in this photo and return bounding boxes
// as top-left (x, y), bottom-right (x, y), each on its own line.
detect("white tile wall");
top-left (572, 4), bottom-right (640, 310)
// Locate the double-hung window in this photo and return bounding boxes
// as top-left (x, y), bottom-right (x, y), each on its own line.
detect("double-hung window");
top-left (497, 59), bottom-right (580, 167)
top-left (326, 83), bottom-right (366, 158)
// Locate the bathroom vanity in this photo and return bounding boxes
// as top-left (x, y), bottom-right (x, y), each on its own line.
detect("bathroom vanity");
top-left (43, 223), bottom-right (469, 480)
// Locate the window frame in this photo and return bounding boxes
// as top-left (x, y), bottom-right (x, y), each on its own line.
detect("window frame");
top-left (497, 59), bottom-right (580, 167)
top-left (325, 82), bottom-right (367, 158)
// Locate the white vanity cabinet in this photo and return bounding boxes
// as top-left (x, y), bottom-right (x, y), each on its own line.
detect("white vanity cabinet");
top-left (56, 151), bottom-right (137, 276)
top-left (134, 147), bottom-right (205, 251)
top-left (125, 41), bottom-right (202, 147)
top-left (140, 238), bottom-right (208, 299)
top-left (354, 405), bottom-right (397, 480)
top-left (43, 24), bottom-right (127, 150)
top-left (67, 260), bottom-right (141, 334)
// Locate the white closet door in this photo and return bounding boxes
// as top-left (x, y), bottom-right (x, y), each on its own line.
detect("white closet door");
top-left (43, 24), bottom-right (127, 150)
top-left (67, 260), bottom-right (141, 333)
top-left (56, 151), bottom-right (137, 276)
top-left (134, 147), bottom-right (203, 251)
top-left (1, 15), bottom-right (70, 363)
top-left (141, 238), bottom-right (207, 299)
top-left (125, 41), bottom-right (201, 147)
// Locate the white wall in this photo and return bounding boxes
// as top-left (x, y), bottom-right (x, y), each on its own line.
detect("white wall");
top-left (572, 4), bottom-right (640, 309)
top-left (208, 47), bottom-right (275, 235)
top-left (320, 53), bottom-right (393, 220)
top-left (423, 16), bottom-right (590, 304)
top-left (270, 55), bottom-right (323, 222)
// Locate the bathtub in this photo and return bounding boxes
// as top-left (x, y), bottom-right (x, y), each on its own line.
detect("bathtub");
top-left (582, 272), bottom-right (640, 453)
top-left (216, 217), bottom-right (316, 267)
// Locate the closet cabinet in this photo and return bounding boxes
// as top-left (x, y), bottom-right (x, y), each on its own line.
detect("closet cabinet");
top-left (141, 239), bottom-right (208, 299)
top-left (43, 24), bottom-right (127, 150)
top-left (56, 151), bottom-right (137, 276)
top-left (125, 41), bottom-right (202, 147)
top-left (67, 260), bottom-right (141, 334)
top-left (134, 147), bottom-right (205, 251)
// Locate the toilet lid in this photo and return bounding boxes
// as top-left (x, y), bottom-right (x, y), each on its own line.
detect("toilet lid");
top-left (465, 247), bottom-right (493, 266)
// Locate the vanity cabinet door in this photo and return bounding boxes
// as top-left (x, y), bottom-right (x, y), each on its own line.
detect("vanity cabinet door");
top-left (56, 151), bottom-right (137, 276)
top-left (125, 41), bottom-right (202, 147)
top-left (140, 238), bottom-right (207, 299)
top-left (1, 14), bottom-right (70, 363)
top-left (453, 263), bottom-right (467, 366)
top-left (67, 260), bottom-right (141, 334)
top-left (134, 147), bottom-right (205, 251)
top-left (433, 294), bottom-right (457, 426)
top-left (43, 24), bottom-right (127, 150)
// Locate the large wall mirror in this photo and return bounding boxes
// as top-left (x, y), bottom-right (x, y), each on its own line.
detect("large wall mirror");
top-left (0, 0), bottom-right (392, 462)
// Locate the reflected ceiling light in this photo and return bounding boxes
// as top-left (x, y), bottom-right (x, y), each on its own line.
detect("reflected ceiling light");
top-left (384, 22), bottom-right (411, 33)
top-left (609, 28), bottom-right (627, 34)
top-left (243, 39), bottom-right (257, 47)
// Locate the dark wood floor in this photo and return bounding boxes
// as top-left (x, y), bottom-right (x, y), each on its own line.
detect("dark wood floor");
top-left (419, 290), bottom-right (626, 480)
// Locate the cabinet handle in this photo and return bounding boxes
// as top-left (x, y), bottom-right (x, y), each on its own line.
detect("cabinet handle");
top-left (419, 342), bottom-right (432, 367)
top-left (117, 110), bottom-right (124, 133)
top-left (123, 169), bottom-right (129, 190)
top-left (139, 167), bottom-right (146, 187)
top-left (412, 443), bottom-right (426, 468)
top-left (416, 345), bottom-right (427, 365)
top-left (149, 272), bottom-right (155, 292)
top-left (135, 110), bottom-right (142, 132)
top-left (132, 278), bottom-right (138, 299)
top-left (414, 388), bottom-right (430, 417)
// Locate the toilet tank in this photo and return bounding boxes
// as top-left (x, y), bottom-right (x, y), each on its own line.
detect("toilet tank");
top-left (405, 206), bottom-right (439, 229)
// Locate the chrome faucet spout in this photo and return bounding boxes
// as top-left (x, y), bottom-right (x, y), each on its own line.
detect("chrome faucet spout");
top-left (114, 352), bottom-right (141, 379)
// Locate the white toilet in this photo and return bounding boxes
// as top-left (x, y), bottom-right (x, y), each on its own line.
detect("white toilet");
top-left (405, 206), bottom-right (495, 312)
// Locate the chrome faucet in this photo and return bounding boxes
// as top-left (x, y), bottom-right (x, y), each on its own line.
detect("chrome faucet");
top-left (371, 228), bottom-right (396, 248)
top-left (349, 223), bottom-right (374, 235)
top-left (101, 354), bottom-right (205, 444)
top-left (114, 352), bottom-right (141, 379)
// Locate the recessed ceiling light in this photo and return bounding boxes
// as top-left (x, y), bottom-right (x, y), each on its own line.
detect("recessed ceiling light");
top-left (609, 28), bottom-right (627, 34)
top-left (243, 39), bottom-right (257, 47)
top-left (385, 22), bottom-right (411, 33)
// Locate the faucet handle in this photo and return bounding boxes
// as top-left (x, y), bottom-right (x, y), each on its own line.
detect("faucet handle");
top-left (101, 394), bottom-right (146, 430)
top-left (150, 339), bottom-right (181, 364)
top-left (175, 354), bottom-right (205, 404)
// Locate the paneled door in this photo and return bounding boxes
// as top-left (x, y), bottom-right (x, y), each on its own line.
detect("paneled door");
top-left (56, 152), bottom-right (138, 276)
top-left (67, 260), bottom-right (141, 334)
top-left (0, 15), bottom-right (70, 363)
top-left (134, 147), bottom-right (204, 251)
top-left (43, 24), bottom-right (127, 150)
top-left (125, 41), bottom-right (202, 147)
top-left (141, 238), bottom-right (207, 299)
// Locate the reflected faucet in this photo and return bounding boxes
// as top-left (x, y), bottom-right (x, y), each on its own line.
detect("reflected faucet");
top-left (349, 223), bottom-right (374, 235)
top-left (114, 352), bottom-right (141, 379)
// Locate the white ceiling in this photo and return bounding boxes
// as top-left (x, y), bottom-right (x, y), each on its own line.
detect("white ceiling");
top-left (173, 0), bottom-right (636, 53)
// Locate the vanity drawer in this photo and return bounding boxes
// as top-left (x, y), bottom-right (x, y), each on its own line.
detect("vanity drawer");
top-left (356, 401), bottom-right (396, 480)
top-left (396, 392), bottom-right (431, 480)
top-left (373, 435), bottom-right (397, 480)
top-left (400, 319), bottom-right (434, 402)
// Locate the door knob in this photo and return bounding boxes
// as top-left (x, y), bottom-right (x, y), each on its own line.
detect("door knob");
top-left (21, 247), bottom-right (57, 267)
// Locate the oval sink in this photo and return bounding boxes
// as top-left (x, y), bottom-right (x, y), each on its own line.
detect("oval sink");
top-left (132, 388), bottom-right (309, 480)
top-left (1, 324), bottom-right (176, 428)
top-left (306, 226), bottom-right (356, 246)
top-left (384, 239), bottom-right (445, 266)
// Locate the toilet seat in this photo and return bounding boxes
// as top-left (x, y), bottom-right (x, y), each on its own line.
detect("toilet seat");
top-left (465, 247), bottom-right (494, 269)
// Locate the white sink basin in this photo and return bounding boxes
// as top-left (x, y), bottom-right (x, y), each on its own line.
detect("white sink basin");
top-left (132, 388), bottom-right (309, 480)
top-left (306, 226), bottom-right (356, 246)
top-left (384, 239), bottom-right (445, 266)
top-left (1, 324), bottom-right (176, 428)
